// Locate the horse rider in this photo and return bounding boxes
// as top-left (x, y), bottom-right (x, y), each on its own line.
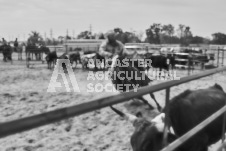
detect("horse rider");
top-left (14, 38), bottom-right (22, 60)
top-left (2, 38), bottom-right (7, 45)
top-left (99, 31), bottom-right (131, 69)
top-left (99, 32), bottom-right (126, 58)
top-left (99, 31), bottom-right (135, 62)
top-left (22, 43), bottom-right (26, 53)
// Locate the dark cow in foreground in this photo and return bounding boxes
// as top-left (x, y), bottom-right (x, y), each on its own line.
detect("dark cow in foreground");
top-left (111, 84), bottom-right (226, 151)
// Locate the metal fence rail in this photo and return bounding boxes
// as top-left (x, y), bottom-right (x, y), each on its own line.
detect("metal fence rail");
top-left (0, 66), bottom-right (226, 139)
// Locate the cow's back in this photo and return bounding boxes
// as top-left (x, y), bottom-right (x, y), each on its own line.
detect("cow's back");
top-left (169, 87), bottom-right (226, 149)
top-left (150, 55), bottom-right (168, 70)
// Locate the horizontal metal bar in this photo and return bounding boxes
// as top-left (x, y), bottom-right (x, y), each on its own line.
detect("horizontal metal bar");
top-left (0, 66), bottom-right (226, 138)
top-left (161, 105), bottom-right (226, 151)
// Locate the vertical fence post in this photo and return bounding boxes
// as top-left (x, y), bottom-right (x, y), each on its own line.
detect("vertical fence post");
top-left (222, 105), bottom-right (226, 143)
top-left (192, 54), bottom-right (194, 74)
top-left (217, 47), bottom-right (220, 67)
top-left (189, 61), bottom-right (190, 76)
top-left (222, 49), bottom-right (224, 67)
top-left (163, 88), bottom-right (170, 146)
top-left (222, 113), bottom-right (226, 142)
top-left (188, 58), bottom-right (190, 76)
top-left (221, 103), bottom-right (226, 151)
top-left (202, 60), bottom-right (205, 71)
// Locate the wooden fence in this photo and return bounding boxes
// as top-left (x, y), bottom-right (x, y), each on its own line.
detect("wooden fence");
top-left (0, 66), bottom-right (226, 150)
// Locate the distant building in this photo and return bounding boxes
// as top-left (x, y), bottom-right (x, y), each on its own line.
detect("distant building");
top-left (46, 45), bottom-right (65, 52)
top-left (63, 39), bottom-right (105, 53)
top-left (209, 44), bottom-right (226, 50)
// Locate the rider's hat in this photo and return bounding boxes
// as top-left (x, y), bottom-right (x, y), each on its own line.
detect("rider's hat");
top-left (105, 30), bottom-right (116, 39)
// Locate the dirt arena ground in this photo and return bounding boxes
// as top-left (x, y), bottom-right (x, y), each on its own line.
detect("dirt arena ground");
top-left (0, 53), bottom-right (226, 151)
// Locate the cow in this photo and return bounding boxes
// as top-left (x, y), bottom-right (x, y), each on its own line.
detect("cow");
top-left (110, 54), bottom-right (162, 111)
top-left (68, 52), bottom-right (81, 68)
top-left (93, 52), bottom-right (106, 70)
top-left (111, 83), bottom-right (226, 151)
top-left (145, 55), bottom-right (175, 71)
top-left (58, 53), bottom-right (69, 71)
top-left (43, 47), bottom-right (57, 69)
top-left (144, 53), bottom-right (176, 78)
top-left (25, 44), bottom-right (41, 60)
top-left (168, 53), bottom-right (176, 70)
top-left (84, 50), bottom-right (96, 55)
top-left (145, 54), bottom-right (175, 72)
top-left (81, 53), bottom-right (96, 69)
top-left (80, 52), bottom-right (107, 70)
top-left (192, 55), bottom-right (209, 70)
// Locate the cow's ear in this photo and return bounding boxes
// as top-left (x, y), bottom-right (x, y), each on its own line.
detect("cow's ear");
top-left (213, 83), bottom-right (224, 91)
top-left (136, 111), bottom-right (142, 118)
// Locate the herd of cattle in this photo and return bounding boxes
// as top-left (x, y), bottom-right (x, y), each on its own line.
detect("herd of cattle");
top-left (1, 43), bottom-right (212, 73)
top-left (0, 42), bottom-right (177, 71)
top-left (42, 49), bottom-right (177, 72)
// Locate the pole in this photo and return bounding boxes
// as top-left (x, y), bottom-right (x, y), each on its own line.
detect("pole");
top-left (222, 111), bottom-right (226, 143)
top-left (222, 85), bottom-right (226, 145)
top-left (217, 47), bottom-right (220, 67)
top-left (163, 88), bottom-right (170, 146)
top-left (222, 49), bottom-right (224, 67)
top-left (188, 53), bottom-right (191, 76)
top-left (66, 29), bottom-right (68, 53)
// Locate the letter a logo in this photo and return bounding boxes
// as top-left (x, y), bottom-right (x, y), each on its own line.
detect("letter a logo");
top-left (47, 59), bottom-right (80, 92)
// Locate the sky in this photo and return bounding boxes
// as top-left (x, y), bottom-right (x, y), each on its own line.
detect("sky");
top-left (0, 0), bottom-right (225, 41)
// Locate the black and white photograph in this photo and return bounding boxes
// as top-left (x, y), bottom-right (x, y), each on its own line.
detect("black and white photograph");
top-left (1, 0), bottom-right (226, 150)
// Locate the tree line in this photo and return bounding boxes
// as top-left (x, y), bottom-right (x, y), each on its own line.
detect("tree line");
top-left (144, 23), bottom-right (226, 46)
top-left (8, 23), bottom-right (226, 46)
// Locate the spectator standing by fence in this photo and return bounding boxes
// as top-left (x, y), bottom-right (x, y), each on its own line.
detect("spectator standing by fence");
top-left (14, 38), bottom-right (18, 52)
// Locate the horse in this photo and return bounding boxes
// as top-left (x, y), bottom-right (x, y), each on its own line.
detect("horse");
top-left (1, 44), bottom-right (13, 62)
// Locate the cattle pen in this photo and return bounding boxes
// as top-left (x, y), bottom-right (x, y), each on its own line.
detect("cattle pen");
top-left (1, 66), bottom-right (226, 150)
